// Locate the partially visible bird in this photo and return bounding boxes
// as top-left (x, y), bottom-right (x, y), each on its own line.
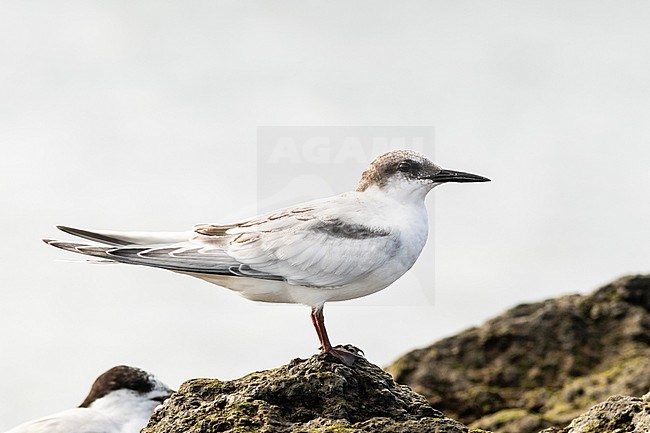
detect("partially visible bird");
top-left (45, 150), bottom-right (490, 364)
top-left (5, 366), bottom-right (173, 433)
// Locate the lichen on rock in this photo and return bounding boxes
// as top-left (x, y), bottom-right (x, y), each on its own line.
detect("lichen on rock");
top-left (538, 391), bottom-right (650, 433)
top-left (144, 353), bottom-right (483, 433)
top-left (387, 274), bottom-right (650, 433)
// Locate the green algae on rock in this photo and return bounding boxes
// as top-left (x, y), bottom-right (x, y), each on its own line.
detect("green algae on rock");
top-left (539, 391), bottom-right (650, 433)
top-left (387, 275), bottom-right (650, 433)
top-left (144, 353), bottom-right (485, 433)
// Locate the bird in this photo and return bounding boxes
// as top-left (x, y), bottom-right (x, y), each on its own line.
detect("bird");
top-left (45, 150), bottom-right (489, 365)
top-left (5, 366), bottom-right (173, 433)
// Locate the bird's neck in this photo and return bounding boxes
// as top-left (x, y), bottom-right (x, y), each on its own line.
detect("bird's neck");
top-left (361, 183), bottom-right (430, 207)
top-left (358, 185), bottom-right (429, 237)
top-left (90, 390), bottom-right (157, 433)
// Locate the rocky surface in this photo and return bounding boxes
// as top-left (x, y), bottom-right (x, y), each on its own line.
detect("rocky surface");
top-left (144, 353), bottom-right (487, 433)
top-left (539, 391), bottom-right (650, 433)
top-left (387, 274), bottom-right (650, 433)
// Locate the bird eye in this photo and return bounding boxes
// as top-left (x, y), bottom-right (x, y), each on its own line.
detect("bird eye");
top-left (397, 161), bottom-right (412, 172)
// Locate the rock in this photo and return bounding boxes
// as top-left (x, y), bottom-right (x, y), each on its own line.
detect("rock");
top-left (144, 353), bottom-right (488, 433)
top-left (469, 409), bottom-right (546, 433)
top-left (386, 275), bottom-right (650, 433)
top-left (538, 391), bottom-right (650, 433)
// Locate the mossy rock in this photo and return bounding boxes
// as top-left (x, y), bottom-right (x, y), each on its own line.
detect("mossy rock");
top-left (144, 353), bottom-right (479, 433)
top-left (387, 275), bottom-right (650, 433)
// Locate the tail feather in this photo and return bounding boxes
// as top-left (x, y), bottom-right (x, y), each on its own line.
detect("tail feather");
top-left (42, 238), bottom-right (255, 276)
top-left (55, 225), bottom-right (193, 246)
top-left (43, 239), bottom-right (113, 259)
top-left (44, 228), bottom-right (284, 280)
top-left (56, 226), bottom-right (132, 246)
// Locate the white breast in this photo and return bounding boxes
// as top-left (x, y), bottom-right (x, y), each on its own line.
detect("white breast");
top-left (322, 191), bottom-right (429, 302)
top-left (354, 186), bottom-right (429, 266)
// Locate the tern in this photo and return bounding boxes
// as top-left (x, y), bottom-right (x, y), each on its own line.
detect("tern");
top-left (45, 150), bottom-right (489, 364)
top-left (5, 366), bottom-right (173, 433)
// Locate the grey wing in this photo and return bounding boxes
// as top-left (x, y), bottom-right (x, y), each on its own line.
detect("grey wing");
top-left (44, 239), bottom-right (284, 281)
top-left (47, 196), bottom-right (399, 287)
top-left (200, 202), bottom-right (401, 288)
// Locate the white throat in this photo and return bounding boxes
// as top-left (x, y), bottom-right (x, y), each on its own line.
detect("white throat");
top-left (364, 180), bottom-right (435, 205)
top-left (89, 390), bottom-right (161, 433)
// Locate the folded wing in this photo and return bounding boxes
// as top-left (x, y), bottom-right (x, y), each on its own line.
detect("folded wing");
top-left (197, 198), bottom-right (400, 288)
top-left (47, 196), bottom-right (399, 288)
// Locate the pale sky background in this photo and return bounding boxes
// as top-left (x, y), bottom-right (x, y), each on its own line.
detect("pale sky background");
top-left (1, 1), bottom-right (650, 430)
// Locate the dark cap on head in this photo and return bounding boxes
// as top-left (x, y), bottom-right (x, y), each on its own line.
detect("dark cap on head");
top-left (79, 365), bottom-right (156, 408)
top-left (357, 150), bottom-right (437, 191)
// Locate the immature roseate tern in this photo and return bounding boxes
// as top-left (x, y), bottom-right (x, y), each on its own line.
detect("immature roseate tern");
top-left (45, 150), bottom-right (489, 365)
top-left (5, 366), bottom-right (172, 433)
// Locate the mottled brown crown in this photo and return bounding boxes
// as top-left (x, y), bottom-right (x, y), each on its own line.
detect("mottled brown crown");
top-left (356, 150), bottom-right (436, 191)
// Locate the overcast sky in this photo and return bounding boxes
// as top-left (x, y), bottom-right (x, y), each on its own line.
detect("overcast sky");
top-left (1, 1), bottom-right (650, 429)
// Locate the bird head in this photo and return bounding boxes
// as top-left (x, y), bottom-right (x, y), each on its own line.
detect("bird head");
top-left (356, 150), bottom-right (490, 201)
top-left (79, 365), bottom-right (174, 410)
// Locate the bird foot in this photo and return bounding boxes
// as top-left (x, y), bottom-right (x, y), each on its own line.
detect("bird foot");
top-left (324, 344), bottom-right (365, 366)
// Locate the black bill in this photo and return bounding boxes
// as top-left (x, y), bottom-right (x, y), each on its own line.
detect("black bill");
top-left (428, 169), bottom-right (490, 183)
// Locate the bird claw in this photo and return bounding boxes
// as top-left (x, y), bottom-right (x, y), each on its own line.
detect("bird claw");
top-left (334, 344), bottom-right (365, 356)
top-left (324, 344), bottom-right (365, 366)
